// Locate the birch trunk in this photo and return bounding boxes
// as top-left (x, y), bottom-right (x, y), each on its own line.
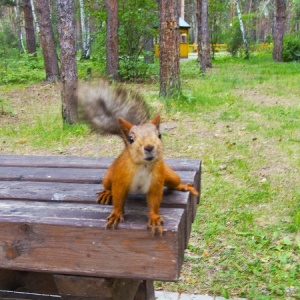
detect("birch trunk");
top-left (14, 0), bottom-right (26, 53)
top-left (234, 0), bottom-right (249, 59)
top-left (180, 0), bottom-right (185, 18)
top-left (79, 0), bottom-right (90, 59)
top-left (30, 0), bottom-right (39, 33)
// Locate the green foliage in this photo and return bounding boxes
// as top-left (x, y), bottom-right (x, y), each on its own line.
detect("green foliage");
top-left (226, 22), bottom-right (243, 56)
top-left (225, 14), bottom-right (255, 57)
top-left (77, 57), bottom-right (106, 80)
top-left (118, 0), bottom-right (158, 80)
top-left (282, 34), bottom-right (300, 62)
top-left (0, 24), bottom-right (17, 51)
top-left (209, 0), bottom-right (229, 44)
top-left (119, 56), bottom-right (156, 81)
top-left (0, 54), bottom-right (45, 85)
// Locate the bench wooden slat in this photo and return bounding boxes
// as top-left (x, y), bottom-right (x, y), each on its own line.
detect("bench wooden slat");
top-left (0, 180), bottom-right (191, 206)
top-left (0, 167), bottom-right (103, 184)
top-left (0, 167), bottom-right (197, 186)
top-left (0, 155), bottom-right (201, 172)
top-left (0, 200), bottom-right (185, 281)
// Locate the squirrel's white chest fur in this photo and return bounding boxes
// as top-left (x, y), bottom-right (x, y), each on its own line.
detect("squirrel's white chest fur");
top-left (129, 164), bottom-right (152, 194)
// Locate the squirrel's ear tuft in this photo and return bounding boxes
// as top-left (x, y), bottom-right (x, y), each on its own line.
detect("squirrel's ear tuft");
top-left (118, 117), bottom-right (132, 141)
top-left (151, 114), bottom-right (160, 130)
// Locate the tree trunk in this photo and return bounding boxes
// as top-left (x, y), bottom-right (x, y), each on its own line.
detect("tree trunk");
top-left (30, 0), bottom-right (39, 33)
top-left (159, 0), bottom-right (181, 97)
top-left (23, 0), bottom-right (37, 57)
top-left (105, 0), bottom-right (119, 80)
top-left (144, 36), bottom-right (154, 64)
top-left (34, 0), bottom-right (59, 82)
top-left (273, 0), bottom-right (286, 61)
top-left (180, 0), bottom-right (185, 18)
top-left (14, 0), bottom-right (25, 54)
top-left (79, 0), bottom-right (90, 59)
top-left (197, 0), bottom-right (211, 74)
top-left (284, 0), bottom-right (291, 33)
top-left (234, 0), bottom-right (249, 59)
top-left (57, 0), bottom-right (78, 124)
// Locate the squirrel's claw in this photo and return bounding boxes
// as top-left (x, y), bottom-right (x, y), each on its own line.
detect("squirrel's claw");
top-left (96, 190), bottom-right (113, 205)
top-left (177, 183), bottom-right (199, 196)
top-left (105, 210), bottom-right (124, 229)
top-left (147, 215), bottom-right (164, 236)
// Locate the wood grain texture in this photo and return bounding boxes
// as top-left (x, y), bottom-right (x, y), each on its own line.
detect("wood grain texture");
top-left (0, 200), bottom-right (185, 281)
top-left (0, 155), bottom-right (200, 172)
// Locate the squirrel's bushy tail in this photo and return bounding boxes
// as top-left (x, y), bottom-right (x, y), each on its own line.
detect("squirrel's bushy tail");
top-left (78, 81), bottom-right (150, 134)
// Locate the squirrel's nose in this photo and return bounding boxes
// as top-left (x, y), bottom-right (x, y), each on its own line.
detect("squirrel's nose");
top-left (144, 145), bottom-right (154, 153)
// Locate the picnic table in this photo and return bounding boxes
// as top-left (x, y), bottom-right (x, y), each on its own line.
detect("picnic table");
top-left (0, 155), bottom-right (201, 300)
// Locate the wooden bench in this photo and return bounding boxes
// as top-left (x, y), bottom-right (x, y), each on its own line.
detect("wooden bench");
top-left (0, 155), bottom-right (201, 300)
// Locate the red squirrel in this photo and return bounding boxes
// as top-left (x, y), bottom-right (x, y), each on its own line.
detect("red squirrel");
top-left (96, 115), bottom-right (198, 235)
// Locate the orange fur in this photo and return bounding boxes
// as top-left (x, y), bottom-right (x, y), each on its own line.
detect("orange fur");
top-left (97, 115), bottom-right (199, 235)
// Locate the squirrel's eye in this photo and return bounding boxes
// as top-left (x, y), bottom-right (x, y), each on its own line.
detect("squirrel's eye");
top-left (129, 136), bottom-right (134, 144)
top-left (158, 132), bottom-right (162, 139)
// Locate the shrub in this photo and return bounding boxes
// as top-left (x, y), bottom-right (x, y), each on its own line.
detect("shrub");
top-left (282, 34), bottom-right (300, 62)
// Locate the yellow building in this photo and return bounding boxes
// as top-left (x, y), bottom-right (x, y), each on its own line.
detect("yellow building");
top-left (179, 17), bottom-right (191, 58)
top-left (155, 17), bottom-right (191, 59)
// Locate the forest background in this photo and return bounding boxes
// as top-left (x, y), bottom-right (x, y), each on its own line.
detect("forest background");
top-left (0, 0), bottom-right (300, 299)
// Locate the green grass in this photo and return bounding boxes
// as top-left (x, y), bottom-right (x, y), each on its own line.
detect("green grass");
top-left (0, 52), bottom-right (300, 299)
top-left (160, 54), bottom-right (300, 299)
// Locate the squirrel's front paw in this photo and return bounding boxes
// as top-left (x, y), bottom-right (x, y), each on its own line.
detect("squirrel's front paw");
top-left (147, 214), bottom-right (164, 236)
top-left (181, 183), bottom-right (199, 196)
top-left (105, 210), bottom-right (124, 229)
top-left (96, 190), bottom-right (113, 205)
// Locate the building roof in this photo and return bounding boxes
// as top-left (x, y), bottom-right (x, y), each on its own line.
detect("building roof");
top-left (179, 17), bottom-right (191, 28)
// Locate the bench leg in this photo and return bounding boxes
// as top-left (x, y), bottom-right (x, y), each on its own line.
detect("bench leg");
top-left (134, 280), bottom-right (155, 300)
top-left (54, 275), bottom-right (141, 300)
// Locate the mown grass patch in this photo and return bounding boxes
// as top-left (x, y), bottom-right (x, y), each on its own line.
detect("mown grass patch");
top-left (159, 54), bottom-right (300, 299)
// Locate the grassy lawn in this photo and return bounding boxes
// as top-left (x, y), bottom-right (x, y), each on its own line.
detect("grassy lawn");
top-left (1, 53), bottom-right (299, 299)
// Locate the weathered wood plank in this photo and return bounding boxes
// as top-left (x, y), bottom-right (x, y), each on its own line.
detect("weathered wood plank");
top-left (0, 167), bottom-right (196, 186)
top-left (0, 181), bottom-right (194, 244)
top-left (0, 178), bottom-right (194, 208)
top-left (0, 181), bottom-right (99, 202)
top-left (0, 155), bottom-right (112, 170)
top-left (0, 201), bottom-right (185, 281)
top-left (0, 155), bottom-right (201, 172)
top-left (0, 167), bottom-right (104, 184)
